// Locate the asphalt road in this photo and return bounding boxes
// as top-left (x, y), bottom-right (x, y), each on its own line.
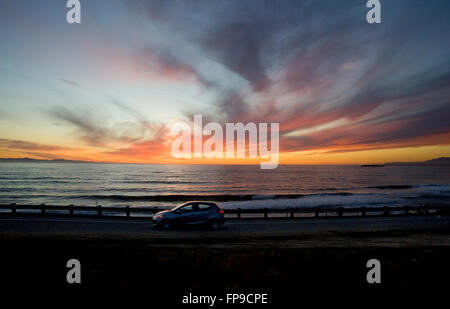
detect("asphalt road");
top-left (1, 214), bottom-right (449, 238)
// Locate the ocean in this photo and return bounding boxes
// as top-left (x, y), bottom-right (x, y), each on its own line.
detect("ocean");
top-left (0, 163), bottom-right (449, 210)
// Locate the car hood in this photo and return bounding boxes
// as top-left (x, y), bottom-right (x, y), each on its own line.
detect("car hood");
top-left (155, 210), bottom-right (171, 216)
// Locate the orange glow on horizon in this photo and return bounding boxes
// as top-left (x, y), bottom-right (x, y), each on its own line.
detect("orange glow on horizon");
top-left (1, 144), bottom-right (449, 165)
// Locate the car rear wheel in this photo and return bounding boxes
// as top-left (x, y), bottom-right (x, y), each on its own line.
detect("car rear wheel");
top-left (209, 219), bottom-right (221, 230)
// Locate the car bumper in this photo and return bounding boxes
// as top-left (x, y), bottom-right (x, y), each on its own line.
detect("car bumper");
top-left (152, 218), bottom-right (162, 225)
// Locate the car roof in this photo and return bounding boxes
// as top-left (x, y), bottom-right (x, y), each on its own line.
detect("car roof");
top-left (182, 201), bottom-right (218, 205)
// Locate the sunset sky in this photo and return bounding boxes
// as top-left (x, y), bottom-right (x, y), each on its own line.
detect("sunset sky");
top-left (1, 0), bottom-right (449, 164)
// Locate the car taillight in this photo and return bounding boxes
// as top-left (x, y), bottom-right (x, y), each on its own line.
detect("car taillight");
top-left (219, 209), bottom-right (224, 214)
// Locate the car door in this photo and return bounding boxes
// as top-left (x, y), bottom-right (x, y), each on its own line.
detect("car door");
top-left (176, 204), bottom-right (195, 224)
top-left (188, 203), bottom-right (204, 224)
top-left (193, 203), bottom-right (213, 224)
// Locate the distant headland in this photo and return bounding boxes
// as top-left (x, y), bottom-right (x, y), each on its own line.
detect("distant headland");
top-left (383, 157), bottom-right (450, 166)
top-left (361, 157), bottom-right (450, 167)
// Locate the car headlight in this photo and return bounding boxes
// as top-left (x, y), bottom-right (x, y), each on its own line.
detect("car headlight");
top-left (154, 214), bottom-right (164, 219)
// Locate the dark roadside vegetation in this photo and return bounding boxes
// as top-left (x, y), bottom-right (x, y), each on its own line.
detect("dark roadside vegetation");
top-left (1, 228), bottom-right (449, 304)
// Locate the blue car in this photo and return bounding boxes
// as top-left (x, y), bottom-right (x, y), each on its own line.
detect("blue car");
top-left (152, 201), bottom-right (225, 230)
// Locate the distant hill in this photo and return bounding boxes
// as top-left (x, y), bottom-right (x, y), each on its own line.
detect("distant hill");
top-left (384, 157), bottom-right (450, 166)
top-left (0, 158), bottom-right (94, 163)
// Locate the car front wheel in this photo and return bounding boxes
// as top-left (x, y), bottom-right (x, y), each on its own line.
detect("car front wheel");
top-left (160, 220), bottom-right (171, 230)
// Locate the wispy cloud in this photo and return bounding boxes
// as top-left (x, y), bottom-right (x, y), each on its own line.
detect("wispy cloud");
top-left (59, 78), bottom-right (80, 87)
top-left (0, 139), bottom-right (71, 152)
top-left (47, 104), bottom-right (153, 147)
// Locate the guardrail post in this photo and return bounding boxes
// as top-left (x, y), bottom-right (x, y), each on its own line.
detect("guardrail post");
top-left (404, 206), bottom-right (410, 215)
top-left (264, 208), bottom-right (268, 219)
top-left (361, 207), bottom-right (366, 217)
top-left (11, 203), bottom-right (16, 214)
top-left (40, 204), bottom-right (46, 215)
top-left (97, 205), bottom-right (102, 217)
top-left (290, 208), bottom-right (295, 218)
top-left (69, 204), bottom-right (74, 215)
top-left (338, 207), bottom-right (343, 217)
top-left (383, 206), bottom-right (389, 216)
top-left (126, 206), bottom-right (130, 218)
top-left (237, 208), bottom-right (241, 219)
top-left (315, 210), bottom-right (319, 217)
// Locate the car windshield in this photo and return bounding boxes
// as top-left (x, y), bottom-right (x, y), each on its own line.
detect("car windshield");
top-left (172, 203), bottom-right (192, 211)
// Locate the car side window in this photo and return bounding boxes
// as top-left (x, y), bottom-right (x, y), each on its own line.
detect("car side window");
top-left (179, 204), bottom-right (194, 212)
top-left (198, 204), bottom-right (212, 211)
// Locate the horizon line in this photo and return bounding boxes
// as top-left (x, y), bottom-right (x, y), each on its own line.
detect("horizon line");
top-left (0, 156), bottom-right (448, 166)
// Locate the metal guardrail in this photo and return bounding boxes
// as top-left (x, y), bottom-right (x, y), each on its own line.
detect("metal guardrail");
top-left (0, 203), bottom-right (448, 220)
